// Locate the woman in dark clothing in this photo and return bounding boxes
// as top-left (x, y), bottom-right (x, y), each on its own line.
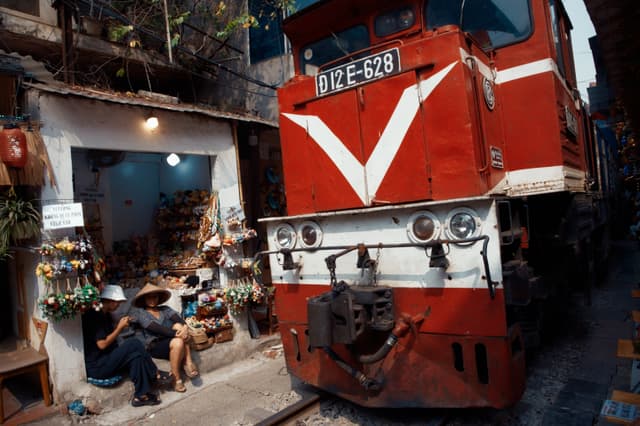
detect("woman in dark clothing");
top-left (132, 283), bottom-right (198, 393)
top-left (82, 285), bottom-right (167, 407)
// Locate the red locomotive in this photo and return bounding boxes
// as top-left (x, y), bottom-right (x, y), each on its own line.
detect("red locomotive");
top-left (258, 0), bottom-right (610, 408)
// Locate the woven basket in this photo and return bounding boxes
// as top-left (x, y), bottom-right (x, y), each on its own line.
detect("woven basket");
top-left (188, 326), bottom-right (209, 345)
top-left (214, 328), bottom-right (234, 343)
top-left (191, 336), bottom-right (214, 351)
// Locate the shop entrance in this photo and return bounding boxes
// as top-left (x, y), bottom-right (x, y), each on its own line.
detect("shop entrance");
top-left (0, 260), bottom-right (15, 349)
top-left (71, 148), bottom-right (214, 279)
top-left (0, 193), bottom-right (53, 423)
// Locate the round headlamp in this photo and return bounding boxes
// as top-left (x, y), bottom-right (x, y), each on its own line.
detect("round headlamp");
top-left (445, 207), bottom-right (481, 241)
top-left (298, 221), bottom-right (323, 249)
top-left (407, 211), bottom-right (441, 244)
top-left (274, 223), bottom-right (297, 249)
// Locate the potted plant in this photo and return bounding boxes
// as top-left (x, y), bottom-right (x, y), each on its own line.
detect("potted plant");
top-left (0, 187), bottom-right (41, 260)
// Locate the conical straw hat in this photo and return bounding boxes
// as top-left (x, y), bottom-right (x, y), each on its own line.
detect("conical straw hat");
top-left (133, 282), bottom-right (171, 308)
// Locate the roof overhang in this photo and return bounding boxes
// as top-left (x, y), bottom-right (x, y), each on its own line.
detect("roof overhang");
top-left (23, 81), bottom-right (278, 128)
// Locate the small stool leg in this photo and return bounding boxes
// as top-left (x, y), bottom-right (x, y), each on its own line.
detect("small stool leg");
top-left (0, 375), bottom-right (5, 424)
top-left (38, 363), bottom-right (51, 407)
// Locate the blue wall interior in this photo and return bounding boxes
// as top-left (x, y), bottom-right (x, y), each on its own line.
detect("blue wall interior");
top-left (110, 152), bottom-right (211, 242)
top-left (73, 149), bottom-right (211, 245)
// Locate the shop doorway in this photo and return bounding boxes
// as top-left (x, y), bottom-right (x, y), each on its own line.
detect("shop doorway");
top-left (71, 148), bottom-right (213, 273)
top-left (0, 260), bottom-right (14, 349)
top-left (0, 210), bottom-right (53, 424)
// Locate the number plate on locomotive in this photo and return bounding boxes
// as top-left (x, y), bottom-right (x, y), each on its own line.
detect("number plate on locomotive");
top-left (315, 48), bottom-right (401, 96)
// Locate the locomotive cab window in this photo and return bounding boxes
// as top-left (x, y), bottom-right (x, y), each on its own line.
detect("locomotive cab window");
top-left (375, 7), bottom-right (416, 37)
top-left (425, 0), bottom-right (532, 50)
top-left (548, 0), bottom-right (575, 85)
top-left (300, 25), bottom-right (370, 76)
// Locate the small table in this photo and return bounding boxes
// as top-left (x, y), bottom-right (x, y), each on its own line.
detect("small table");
top-left (0, 349), bottom-right (51, 424)
top-left (618, 339), bottom-right (640, 360)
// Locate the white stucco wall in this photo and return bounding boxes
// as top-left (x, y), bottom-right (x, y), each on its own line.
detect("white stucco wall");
top-left (31, 90), bottom-right (241, 397)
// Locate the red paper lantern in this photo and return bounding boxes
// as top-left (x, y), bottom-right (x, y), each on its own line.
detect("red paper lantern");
top-left (0, 123), bottom-right (28, 168)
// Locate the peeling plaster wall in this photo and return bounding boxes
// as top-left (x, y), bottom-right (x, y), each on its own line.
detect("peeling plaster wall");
top-left (32, 90), bottom-right (241, 397)
top-left (246, 54), bottom-right (293, 123)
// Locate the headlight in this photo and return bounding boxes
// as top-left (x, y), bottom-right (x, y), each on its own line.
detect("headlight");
top-left (407, 211), bottom-right (440, 244)
top-left (274, 223), bottom-right (297, 249)
top-left (298, 221), bottom-right (323, 249)
top-left (445, 207), bottom-right (481, 240)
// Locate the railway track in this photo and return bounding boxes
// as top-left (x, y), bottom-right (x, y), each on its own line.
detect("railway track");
top-left (252, 289), bottom-right (597, 426)
top-left (255, 388), bottom-right (455, 426)
top-left (251, 326), bottom-right (585, 426)
top-left (255, 390), bottom-right (323, 426)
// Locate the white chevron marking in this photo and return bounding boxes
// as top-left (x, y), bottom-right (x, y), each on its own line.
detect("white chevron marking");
top-left (283, 61), bottom-right (457, 205)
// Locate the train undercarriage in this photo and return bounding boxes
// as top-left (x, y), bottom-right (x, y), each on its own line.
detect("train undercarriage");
top-left (500, 192), bottom-right (609, 349)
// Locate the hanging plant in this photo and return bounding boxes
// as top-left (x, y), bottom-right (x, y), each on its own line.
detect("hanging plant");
top-left (0, 188), bottom-right (41, 260)
top-left (38, 292), bottom-right (76, 322)
top-left (223, 283), bottom-right (252, 314)
top-left (35, 262), bottom-right (55, 283)
top-left (74, 282), bottom-right (102, 313)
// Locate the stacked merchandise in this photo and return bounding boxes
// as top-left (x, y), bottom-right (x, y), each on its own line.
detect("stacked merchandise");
top-left (156, 189), bottom-right (211, 271)
top-left (183, 290), bottom-right (234, 350)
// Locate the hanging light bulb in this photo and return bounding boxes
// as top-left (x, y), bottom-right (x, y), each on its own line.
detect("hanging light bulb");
top-left (145, 116), bottom-right (159, 131)
top-left (166, 153), bottom-right (180, 167)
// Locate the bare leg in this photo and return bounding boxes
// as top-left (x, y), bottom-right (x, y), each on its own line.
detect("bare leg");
top-left (183, 344), bottom-right (198, 377)
top-left (169, 337), bottom-right (186, 391)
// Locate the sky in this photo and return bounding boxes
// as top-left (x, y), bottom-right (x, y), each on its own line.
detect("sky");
top-left (563, 0), bottom-right (597, 100)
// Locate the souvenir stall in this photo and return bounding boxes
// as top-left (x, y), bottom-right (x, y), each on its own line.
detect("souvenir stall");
top-left (27, 86), bottom-right (278, 399)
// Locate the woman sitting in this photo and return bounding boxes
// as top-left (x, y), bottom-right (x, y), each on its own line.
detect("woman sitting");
top-left (82, 285), bottom-right (169, 407)
top-left (132, 283), bottom-right (199, 392)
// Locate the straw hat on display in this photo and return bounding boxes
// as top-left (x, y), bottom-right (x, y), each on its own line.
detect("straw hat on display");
top-left (101, 285), bottom-right (127, 302)
top-left (133, 282), bottom-right (171, 308)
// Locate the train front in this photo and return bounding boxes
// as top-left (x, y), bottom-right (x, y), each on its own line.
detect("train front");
top-left (261, 0), bottom-right (526, 408)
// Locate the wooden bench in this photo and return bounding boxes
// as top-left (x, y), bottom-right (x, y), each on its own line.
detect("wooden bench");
top-left (0, 349), bottom-right (51, 424)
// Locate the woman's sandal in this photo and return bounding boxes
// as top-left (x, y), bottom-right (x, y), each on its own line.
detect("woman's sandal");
top-left (174, 379), bottom-right (187, 393)
top-left (131, 393), bottom-right (161, 407)
top-left (184, 363), bottom-right (199, 378)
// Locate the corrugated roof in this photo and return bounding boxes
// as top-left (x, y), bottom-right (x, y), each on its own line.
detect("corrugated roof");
top-left (23, 81), bottom-right (279, 128)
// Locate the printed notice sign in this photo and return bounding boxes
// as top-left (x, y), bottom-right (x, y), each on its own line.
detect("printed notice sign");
top-left (196, 268), bottom-right (214, 282)
top-left (42, 203), bottom-right (85, 230)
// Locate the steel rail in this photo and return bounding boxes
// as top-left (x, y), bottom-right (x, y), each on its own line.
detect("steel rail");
top-left (255, 391), bottom-right (323, 426)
